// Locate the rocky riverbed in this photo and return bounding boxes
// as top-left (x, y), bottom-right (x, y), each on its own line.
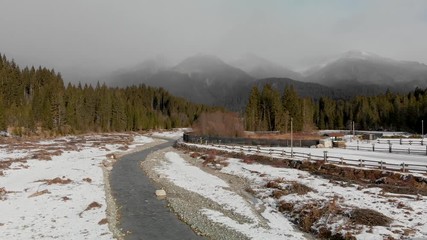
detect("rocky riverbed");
top-left (141, 147), bottom-right (251, 239)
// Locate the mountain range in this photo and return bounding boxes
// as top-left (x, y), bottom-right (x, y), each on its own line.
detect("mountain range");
top-left (107, 51), bottom-right (427, 110)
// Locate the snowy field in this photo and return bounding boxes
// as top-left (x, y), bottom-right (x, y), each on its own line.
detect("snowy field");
top-left (185, 141), bottom-right (427, 174)
top-left (221, 157), bottom-right (427, 239)
top-left (0, 134), bottom-right (153, 239)
top-left (149, 128), bottom-right (188, 140)
top-left (155, 152), bottom-right (306, 239)
top-left (174, 144), bottom-right (427, 239)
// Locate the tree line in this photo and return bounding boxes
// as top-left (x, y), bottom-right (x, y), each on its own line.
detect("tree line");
top-left (0, 54), bottom-right (216, 135)
top-left (245, 84), bottom-right (427, 133)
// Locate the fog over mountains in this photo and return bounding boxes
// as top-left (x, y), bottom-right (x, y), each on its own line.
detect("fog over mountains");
top-left (107, 51), bottom-right (427, 110)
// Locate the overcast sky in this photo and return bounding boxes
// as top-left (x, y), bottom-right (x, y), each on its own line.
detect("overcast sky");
top-left (1, 0), bottom-right (427, 82)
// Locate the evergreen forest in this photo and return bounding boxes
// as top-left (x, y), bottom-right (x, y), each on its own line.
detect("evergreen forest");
top-left (245, 84), bottom-right (427, 134)
top-left (0, 54), bottom-right (215, 135)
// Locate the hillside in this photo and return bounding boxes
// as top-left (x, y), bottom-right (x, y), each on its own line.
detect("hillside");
top-left (303, 51), bottom-right (427, 95)
top-left (0, 54), bottom-right (214, 134)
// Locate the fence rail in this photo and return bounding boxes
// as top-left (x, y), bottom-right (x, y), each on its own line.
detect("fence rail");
top-left (377, 138), bottom-right (425, 146)
top-left (345, 144), bottom-right (427, 156)
top-left (183, 142), bottom-right (427, 174)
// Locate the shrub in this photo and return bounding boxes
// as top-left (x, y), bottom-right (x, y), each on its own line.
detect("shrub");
top-left (349, 208), bottom-right (392, 226)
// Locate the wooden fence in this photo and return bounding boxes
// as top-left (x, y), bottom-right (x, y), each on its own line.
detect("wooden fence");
top-left (377, 138), bottom-right (425, 146)
top-left (183, 142), bottom-right (427, 174)
top-left (345, 144), bottom-right (427, 156)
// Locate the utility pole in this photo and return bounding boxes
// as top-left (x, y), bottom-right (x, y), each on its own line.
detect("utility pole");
top-left (352, 121), bottom-right (355, 136)
top-left (422, 120), bottom-right (424, 139)
top-left (291, 117), bottom-right (293, 158)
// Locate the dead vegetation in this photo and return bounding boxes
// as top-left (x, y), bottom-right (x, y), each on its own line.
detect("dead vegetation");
top-left (177, 144), bottom-right (427, 196)
top-left (28, 189), bottom-right (51, 198)
top-left (35, 177), bottom-right (72, 185)
top-left (265, 178), bottom-right (314, 198)
top-left (82, 177), bottom-right (92, 183)
top-left (0, 158), bottom-right (28, 171)
top-left (192, 111), bottom-right (245, 137)
top-left (84, 201), bottom-right (102, 211)
top-left (177, 144), bottom-right (415, 238)
top-left (349, 208), bottom-right (392, 226)
top-left (0, 187), bottom-right (7, 200)
top-left (79, 201), bottom-right (102, 217)
top-left (61, 196), bottom-right (71, 201)
top-left (191, 150), bottom-right (230, 169)
top-left (98, 218), bottom-right (108, 225)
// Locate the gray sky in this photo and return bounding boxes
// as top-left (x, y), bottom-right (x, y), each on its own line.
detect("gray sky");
top-left (1, 0), bottom-right (427, 82)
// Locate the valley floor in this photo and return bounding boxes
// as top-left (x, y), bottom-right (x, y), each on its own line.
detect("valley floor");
top-left (1, 131), bottom-right (427, 239)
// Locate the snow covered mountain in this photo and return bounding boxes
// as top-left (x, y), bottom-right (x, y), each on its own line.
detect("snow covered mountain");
top-left (230, 54), bottom-right (301, 80)
top-left (304, 50), bottom-right (427, 94)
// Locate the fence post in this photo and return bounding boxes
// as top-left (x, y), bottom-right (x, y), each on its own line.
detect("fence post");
top-left (281, 150), bottom-right (284, 156)
top-left (400, 138), bottom-right (402, 145)
top-left (389, 143), bottom-right (392, 153)
top-left (340, 157), bottom-right (344, 165)
top-left (372, 144), bottom-right (375, 152)
top-left (359, 159), bottom-right (363, 167)
top-left (323, 151), bottom-right (328, 162)
top-left (257, 146), bottom-right (260, 153)
top-left (421, 139), bottom-right (424, 146)
top-left (308, 153), bottom-right (311, 161)
top-left (408, 148), bottom-right (410, 154)
top-left (357, 141), bottom-right (359, 150)
top-left (401, 162), bottom-right (406, 172)
top-left (380, 161), bottom-right (383, 170)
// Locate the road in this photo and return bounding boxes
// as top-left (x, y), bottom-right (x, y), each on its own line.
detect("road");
top-left (110, 140), bottom-right (203, 240)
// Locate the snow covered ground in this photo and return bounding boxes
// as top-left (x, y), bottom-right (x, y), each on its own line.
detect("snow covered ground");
top-left (185, 141), bottom-right (427, 174)
top-left (172, 143), bottom-right (427, 239)
top-left (155, 152), bottom-right (306, 239)
top-left (220, 157), bottom-right (427, 239)
top-left (0, 134), bottom-right (153, 239)
top-left (149, 128), bottom-right (189, 140)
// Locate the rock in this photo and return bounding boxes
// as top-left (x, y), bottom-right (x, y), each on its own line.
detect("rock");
top-left (155, 189), bottom-right (166, 197)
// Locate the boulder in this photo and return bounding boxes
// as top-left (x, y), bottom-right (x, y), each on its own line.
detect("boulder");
top-left (155, 189), bottom-right (166, 197)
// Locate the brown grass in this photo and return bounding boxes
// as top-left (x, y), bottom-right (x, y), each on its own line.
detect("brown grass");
top-left (98, 218), bottom-right (108, 225)
top-left (28, 189), bottom-right (51, 198)
top-left (0, 158), bottom-right (28, 170)
top-left (278, 201), bottom-right (294, 212)
top-left (265, 180), bottom-right (313, 197)
top-left (0, 187), bottom-right (6, 200)
top-left (79, 201), bottom-right (102, 217)
top-left (84, 201), bottom-right (102, 211)
top-left (349, 208), bottom-right (392, 226)
top-left (62, 196), bottom-right (71, 201)
top-left (82, 178), bottom-right (92, 183)
top-left (36, 177), bottom-right (72, 185)
top-left (190, 152), bottom-right (201, 158)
